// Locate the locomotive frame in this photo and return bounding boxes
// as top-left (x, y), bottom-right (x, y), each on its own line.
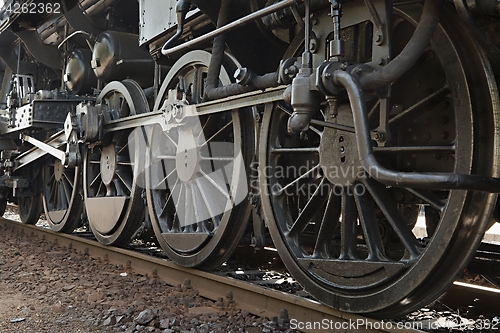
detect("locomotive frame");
top-left (1, 0), bottom-right (500, 318)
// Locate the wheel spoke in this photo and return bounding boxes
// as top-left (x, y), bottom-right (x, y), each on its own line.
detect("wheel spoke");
top-left (339, 191), bottom-right (359, 260)
top-left (184, 184), bottom-right (195, 231)
top-left (117, 141), bottom-right (130, 155)
top-left (200, 120), bottom-right (233, 146)
top-left (58, 180), bottom-right (66, 207)
top-left (62, 172), bottom-right (74, 190)
top-left (49, 180), bottom-right (58, 204)
top-left (374, 145), bottom-right (455, 153)
top-left (96, 179), bottom-right (104, 196)
top-left (198, 169), bottom-right (231, 200)
top-left (115, 169), bottom-right (132, 193)
top-left (160, 178), bottom-right (179, 217)
top-left (362, 178), bottom-right (422, 259)
top-left (199, 156), bottom-right (234, 162)
top-left (313, 188), bottom-right (341, 258)
top-left (287, 178), bottom-right (328, 238)
top-left (389, 85), bottom-right (450, 126)
top-left (367, 99), bottom-right (381, 120)
top-left (47, 172), bottom-right (55, 184)
top-left (195, 177), bottom-right (221, 222)
top-left (406, 188), bottom-right (446, 212)
top-left (162, 131), bottom-right (178, 148)
top-left (61, 178), bottom-right (72, 206)
top-left (355, 189), bottom-right (387, 261)
top-left (155, 167), bottom-right (176, 190)
top-left (274, 165), bottom-right (320, 196)
top-left (89, 172), bottom-right (101, 188)
top-left (154, 155), bottom-right (176, 160)
top-left (270, 147), bottom-right (320, 154)
top-left (200, 115), bottom-right (212, 136)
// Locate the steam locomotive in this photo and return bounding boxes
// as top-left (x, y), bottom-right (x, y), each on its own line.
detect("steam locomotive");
top-left (1, 0), bottom-right (499, 318)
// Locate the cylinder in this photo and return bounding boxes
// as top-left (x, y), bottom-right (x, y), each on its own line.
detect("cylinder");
top-left (64, 49), bottom-right (98, 95)
top-left (91, 31), bottom-right (155, 87)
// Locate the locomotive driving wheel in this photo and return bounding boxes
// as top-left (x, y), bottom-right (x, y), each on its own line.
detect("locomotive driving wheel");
top-left (260, 4), bottom-right (499, 317)
top-left (41, 158), bottom-right (83, 233)
top-left (83, 80), bottom-right (147, 245)
top-left (146, 50), bottom-right (252, 269)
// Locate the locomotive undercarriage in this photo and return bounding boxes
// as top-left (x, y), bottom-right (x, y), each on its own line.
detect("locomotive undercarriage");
top-left (1, 0), bottom-right (500, 318)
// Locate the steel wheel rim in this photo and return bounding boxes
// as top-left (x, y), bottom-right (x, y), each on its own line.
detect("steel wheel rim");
top-left (83, 80), bottom-right (147, 245)
top-left (260, 4), bottom-right (498, 316)
top-left (146, 50), bottom-right (251, 269)
top-left (42, 159), bottom-right (83, 233)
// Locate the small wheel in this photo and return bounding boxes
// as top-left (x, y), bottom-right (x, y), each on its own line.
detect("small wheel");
top-left (17, 166), bottom-right (42, 224)
top-left (42, 158), bottom-right (83, 232)
top-left (83, 80), bottom-right (148, 245)
top-left (260, 4), bottom-right (499, 317)
top-left (146, 50), bottom-right (252, 269)
top-left (18, 196), bottom-right (42, 224)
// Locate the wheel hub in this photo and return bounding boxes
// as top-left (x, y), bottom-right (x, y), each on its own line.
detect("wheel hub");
top-left (319, 107), bottom-right (362, 186)
top-left (53, 160), bottom-right (64, 182)
top-left (176, 127), bottom-right (200, 182)
top-left (100, 144), bottom-right (117, 185)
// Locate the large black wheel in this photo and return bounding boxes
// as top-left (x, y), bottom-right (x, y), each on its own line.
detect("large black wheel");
top-left (146, 50), bottom-right (252, 269)
top-left (42, 158), bottom-right (83, 233)
top-left (260, 4), bottom-right (499, 317)
top-left (83, 80), bottom-right (148, 245)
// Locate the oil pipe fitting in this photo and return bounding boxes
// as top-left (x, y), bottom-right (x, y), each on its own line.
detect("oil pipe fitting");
top-left (287, 0), bottom-right (323, 135)
top-left (287, 67), bottom-right (322, 134)
top-left (160, 0), bottom-right (192, 54)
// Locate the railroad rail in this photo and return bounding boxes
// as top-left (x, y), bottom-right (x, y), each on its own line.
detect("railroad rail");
top-left (0, 217), bottom-right (424, 333)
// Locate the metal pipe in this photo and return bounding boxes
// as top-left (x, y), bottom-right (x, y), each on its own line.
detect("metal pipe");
top-left (205, 71), bottom-right (279, 100)
top-left (162, 0), bottom-right (297, 56)
top-left (359, 0), bottom-right (443, 91)
top-left (333, 70), bottom-right (500, 193)
top-left (160, 0), bottom-right (191, 53)
top-left (57, 30), bottom-right (94, 50)
top-left (203, 0), bottom-right (232, 100)
top-left (84, 0), bottom-right (117, 16)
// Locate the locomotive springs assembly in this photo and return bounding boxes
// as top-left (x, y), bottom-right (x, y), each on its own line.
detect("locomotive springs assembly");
top-left (1, 0), bottom-right (500, 319)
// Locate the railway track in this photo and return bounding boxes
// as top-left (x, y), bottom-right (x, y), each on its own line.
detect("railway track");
top-left (0, 216), bottom-right (427, 333)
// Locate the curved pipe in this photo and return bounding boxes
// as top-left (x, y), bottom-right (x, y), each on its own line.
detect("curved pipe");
top-left (160, 0), bottom-right (191, 55)
top-left (334, 70), bottom-right (500, 193)
top-left (359, 0), bottom-right (443, 91)
top-left (205, 71), bottom-right (279, 100)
